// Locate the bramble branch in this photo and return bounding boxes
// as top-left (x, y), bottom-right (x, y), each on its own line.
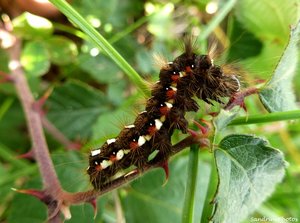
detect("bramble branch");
top-left (2, 21), bottom-right (63, 222)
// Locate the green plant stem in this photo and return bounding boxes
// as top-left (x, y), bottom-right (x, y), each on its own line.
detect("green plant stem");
top-left (49, 0), bottom-right (150, 97)
top-left (229, 110), bottom-right (300, 126)
top-left (182, 144), bottom-right (200, 223)
top-left (198, 0), bottom-right (237, 41)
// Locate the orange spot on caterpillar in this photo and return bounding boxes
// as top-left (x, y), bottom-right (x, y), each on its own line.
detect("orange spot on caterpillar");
top-left (166, 87), bottom-right (177, 99)
top-left (185, 66), bottom-right (192, 73)
top-left (171, 73), bottom-right (180, 82)
top-left (95, 164), bottom-right (102, 171)
top-left (159, 103), bottom-right (172, 115)
top-left (148, 126), bottom-right (156, 135)
top-left (110, 155), bottom-right (117, 162)
top-left (130, 140), bottom-right (139, 150)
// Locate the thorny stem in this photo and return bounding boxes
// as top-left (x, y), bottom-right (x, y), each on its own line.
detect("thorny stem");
top-left (224, 87), bottom-right (259, 110)
top-left (3, 25), bottom-right (63, 221)
top-left (9, 39), bottom-right (61, 191)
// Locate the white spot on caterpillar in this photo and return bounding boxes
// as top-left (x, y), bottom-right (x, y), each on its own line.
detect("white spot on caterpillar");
top-left (101, 160), bottom-right (112, 169)
top-left (116, 150), bottom-right (124, 160)
top-left (170, 86), bottom-right (177, 91)
top-left (145, 135), bottom-right (152, 141)
top-left (179, 71), bottom-right (186, 77)
top-left (94, 161), bottom-right (99, 165)
top-left (125, 124), bottom-right (135, 129)
top-left (168, 61), bottom-right (173, 65)
top-left (155, 119), bottom-right (163, 130)
top-left (107, 138), bottom-right (116, 145)
top-left (91, 149), bottom-right (101, 156)
top-left (138, 136), bottom-right (146, 146)
top-left (165, 102), bottom-right (173, 108)
top-left (139, 111), bottom-right (147, 114)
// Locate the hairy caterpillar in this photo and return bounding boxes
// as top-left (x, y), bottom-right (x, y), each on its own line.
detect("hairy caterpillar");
top-left (87, 39), bottom-right (240, 190)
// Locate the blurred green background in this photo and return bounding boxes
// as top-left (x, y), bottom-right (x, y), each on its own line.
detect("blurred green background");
top-left (0, 0), bottom-right (299, 222)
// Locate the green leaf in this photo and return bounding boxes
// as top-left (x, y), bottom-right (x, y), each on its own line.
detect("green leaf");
top-left (0, 98), bottom-right (29, 149)
top-left (107, 81), bottom-right (127, 105)
top-left (21, 41), bottom-right (50, 77)
top-left (44, 36), bottom-right (78, 65)
top-left (212, 134), bottom-right (286, 223)
top-left (122, 157), bottom-right (211, 223)
top-left (46, 81), bottom-right (110, 139)
top-left (226, 18), bottom-right (263, 62)
top-left (52, 151), bottom-right (89, 191)
top-left (259, 20), bottom-right (300, 112)
top-left (78, 52), bottom-right (121, 83)
top-left (238, 40), bottom-right (286, 79)
top-left (12, 12), bottom-right (53, 39)
top-left (92, 109), bottom-right (135, 141)
top-left (235, 0), bottom-right (299, 43)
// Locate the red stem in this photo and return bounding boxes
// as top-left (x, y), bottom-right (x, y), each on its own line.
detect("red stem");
top-left (6, 31), bottom-right (63, 221)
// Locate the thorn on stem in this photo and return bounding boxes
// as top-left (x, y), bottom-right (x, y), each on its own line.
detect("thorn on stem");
top-left (16, 149), bottom-right (35, 161)
top-left (158, 160), bottom-right (169, 186)
top-left (224, 87), bottom-right (258, 111)
top-left (12, 188), bottom-right (51, 203)
top-left (61, 203), bottom-right (72, 220)
top-left (187, 129), bottom-right (199, 137)
top-left (87, 198), bottom-right (98, 219)
top-left (32, 88), bottom-right (53, 116)
top-left (68, 141), bottom-right (82, 151)
top-left (0, 71), bottom-right (14, 83)
top-left (193, 119), bottom-right (210, 135)
top-left (208, 112), bottom-right (219, 117)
